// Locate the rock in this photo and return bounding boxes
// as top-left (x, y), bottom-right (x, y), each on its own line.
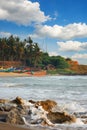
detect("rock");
top-left (0, 99), bottom-right (9, 104)
top-left (6, 107), bottom-right (25, 125)
top-left (27, 105), bottom-right (54, 126)
top-left (35, 100), bottom-right (57, 112)
top-left (29, 100), bottom-right (36, 104)
top-left (83, 119), bottom-right (87, 124)
top-left (11, 96), bottom-right (25, 105)
top-left (0, 104), bottom-right (15, 112)
top-left (11, 97), bottom-right (31, 108)
top-left (47, 111), bottom-right (76, 124)
top-left (0, 111), bottom-right (8, 122)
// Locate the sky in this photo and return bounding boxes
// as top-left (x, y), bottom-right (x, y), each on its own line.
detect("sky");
top-left (0, 0), bottom-right (87, 64)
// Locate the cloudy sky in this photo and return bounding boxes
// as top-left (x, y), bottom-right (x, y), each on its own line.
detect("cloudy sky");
top-left (0, 0), bottom-right (87, 64)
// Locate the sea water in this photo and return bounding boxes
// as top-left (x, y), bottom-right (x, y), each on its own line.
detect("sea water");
top-left (0, 75), bottom-right (87, 129)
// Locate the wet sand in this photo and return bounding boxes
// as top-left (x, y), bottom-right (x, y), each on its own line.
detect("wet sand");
top-left (0, 122), bottom-right (87, 130)
top-left (0, 122), bottom-right (51, 130)
top-left (0, 122), bottom-right (30, 130)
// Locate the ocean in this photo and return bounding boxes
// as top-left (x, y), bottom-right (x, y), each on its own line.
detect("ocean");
top-left (0, 75), bottom-right (87, 129)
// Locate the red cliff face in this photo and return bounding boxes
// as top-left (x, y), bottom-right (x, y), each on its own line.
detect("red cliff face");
top-left (68, 60), bottom-right (78, 71)
top-left (68, 60), bottom-right (87, 74)
top-left (0, 61), bottom-right (22, 68)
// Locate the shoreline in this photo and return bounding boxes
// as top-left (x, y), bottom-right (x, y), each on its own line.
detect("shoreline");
top-left (0, 72), bottom-right (30, 77)
top-left (0, 122), bottom-right (29, 130)
top-left (0, 71), bottom-right (47, 77)
top-left (0, 72), bottom-right (87, 77)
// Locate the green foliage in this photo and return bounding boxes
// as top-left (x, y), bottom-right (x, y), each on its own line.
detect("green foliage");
top-left (57, 69), bottom-right (76, 75)
top-left (47, 69), bottom-right (76, 75)
top-left (0, 36), bottom-right (70, 69)
top-left (47, 69), bottom-right (59, 75)
top-left (41, 52), bottom-right (50, 66)
top-left (50, 56), bottom-right (69, 69)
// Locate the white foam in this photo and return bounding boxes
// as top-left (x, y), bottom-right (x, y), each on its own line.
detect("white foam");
top-left (24, 104), bottom-right (54, 126)
top-left (75, 118), bottom-right (84, 125)
top-left (62, 102), bottom-right (86, 114)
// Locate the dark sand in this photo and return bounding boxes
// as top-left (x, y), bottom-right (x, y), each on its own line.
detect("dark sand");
top-left (0, 122), bottom-right (31, 130)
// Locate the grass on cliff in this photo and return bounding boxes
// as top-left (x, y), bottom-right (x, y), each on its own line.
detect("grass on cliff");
top-left (47, 69), bottom-right (76, 75)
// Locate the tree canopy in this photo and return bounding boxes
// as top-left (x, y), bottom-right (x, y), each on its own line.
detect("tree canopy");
top-left (0, 35), bottom-right (69, 69)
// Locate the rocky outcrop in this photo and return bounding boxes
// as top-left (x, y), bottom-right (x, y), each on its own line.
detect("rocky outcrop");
top-left (47, 111), bottom-right (76, 124)
top-left (0, 99), bottom-right (9, 104)
top-left (6, 107), bottom-right (25, 125)
top-left (0, 97), bottom-right (78, 127)
top-left (11, 96), bottom-right (25, 105)
top-left (35, 100), bottom-right (57, 112)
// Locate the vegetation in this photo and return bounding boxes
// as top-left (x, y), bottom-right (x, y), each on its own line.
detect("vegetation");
top-left (0, 35), bottom-right (70, 69)
top-left (0, 35), bottom-right (87, 75)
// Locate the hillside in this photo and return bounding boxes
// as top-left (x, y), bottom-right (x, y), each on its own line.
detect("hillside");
top-left (68, 60), bottom-right (87, 75)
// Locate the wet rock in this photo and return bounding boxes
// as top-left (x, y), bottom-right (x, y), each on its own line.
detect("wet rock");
top-left (0, 111), bottom-right (8, 122)
top-left (6, 107), bottom-right (25, 125)
top-left (83, 119), bottom-right (87, 124)
top-left (11, 96), bottom-right (25, 105)
top-left (35, 100), bottom-right (57, 112)
top-left (47, 111), bottom-right (76, 124)
top-left (0, 104), bottom-right (15, 112)
top-left (29, 100), bottom-right (36, 104)
top-left (0, 99), bottom-right (9, 104)
top-left (11, 97), bottom-right (30, 109)
top-left (74, 112), bottom-right (87, 118)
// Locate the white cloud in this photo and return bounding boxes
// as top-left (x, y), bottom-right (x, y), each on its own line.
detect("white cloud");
top-left (72, 53), bottom-right (87, 59)
top-left (0, 32), bottom-right (11, 37)
top-left (57, 41), bottom-right (87, 51)
top-left (32, 23), bottom-right (87, 40)
top-left (49, 52), bottom-right (58, 56)
top-left (0, 0), bottom-right (50, 25)
top-left (71, 53), bottom-right (87, 64)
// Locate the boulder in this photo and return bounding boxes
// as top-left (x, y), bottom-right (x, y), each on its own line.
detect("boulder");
top-left (0, 111), bottom-right (8, 122)
top-left (0, 104), bottom-right (15, 112)
top-left (11, 97), bottom-right (30, 108)
top-left (35, 100), bottom-right (57, 112)
top-left (29, 100), bottom-right (36, 104)
top-left (6, 107), bottom-right (25, 125)
top-left (47, 111), bottom-right (76, 124)
top-left (11, 96), bottom-right (25, 105)
top-left (0, 99), bottom-right (9, 104)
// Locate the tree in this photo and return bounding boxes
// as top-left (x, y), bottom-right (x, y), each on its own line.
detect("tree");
top-left (33, 43), bottom-right (42, 68)
top-left (24, 37), bottom-right (34, 66)
top-left (50, 56), bottom-right (69, 69)
top-left (40, 52), bottom-right (50, 67)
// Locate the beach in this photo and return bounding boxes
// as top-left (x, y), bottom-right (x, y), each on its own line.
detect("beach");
top-left (0, 72), bottom-right (30, 77)
top-left (0, 122), bottom-right (30, 130)
top-left (0, 71), bottom-right (47, 77)
top-left (0, 75), bottom-right (87, 130)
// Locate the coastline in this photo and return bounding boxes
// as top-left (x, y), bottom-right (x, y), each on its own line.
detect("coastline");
top-left (0, 72), bottom-right (87, 77)
top-left (0, 72), bottom-right (30, 77)
top-left (0, 122), bottom-right (30, 130)
top-left (0, 71), bottom-right (47, 77)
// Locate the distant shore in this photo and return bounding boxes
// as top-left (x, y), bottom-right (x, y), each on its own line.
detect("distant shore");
top-left (0, 72), bottom-right (30, 77)
top-left (0, 71), bottom-right (47, 77)
top-left (0, 72), bottom-right (87, 77)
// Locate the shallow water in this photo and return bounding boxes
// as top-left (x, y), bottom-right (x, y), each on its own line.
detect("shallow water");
top-left (0, 75), bottom-right (87, 129)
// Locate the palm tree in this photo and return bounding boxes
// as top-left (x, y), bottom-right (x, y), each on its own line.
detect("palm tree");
top-left (33, 42), bottom-right (42, 68)
top-left (25, 37), bottom-right (34, 66)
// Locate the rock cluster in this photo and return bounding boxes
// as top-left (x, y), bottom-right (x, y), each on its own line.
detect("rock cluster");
top-left (0, 97), bottom-right (77, 127)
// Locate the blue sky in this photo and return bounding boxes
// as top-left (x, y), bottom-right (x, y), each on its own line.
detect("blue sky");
top-left (0, 0), bottom-right (87, 64)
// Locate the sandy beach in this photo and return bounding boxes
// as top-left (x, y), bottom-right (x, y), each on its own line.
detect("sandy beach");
top-left (0, 122), bottom-right (30, 130)
top-left (0, 71), bottom-right (47, 77)
top-left (0, 122), bottom-right (51, 130)
top-left (0, 72), bottom-right (30, 77)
